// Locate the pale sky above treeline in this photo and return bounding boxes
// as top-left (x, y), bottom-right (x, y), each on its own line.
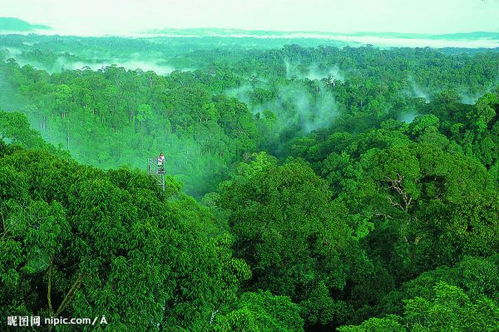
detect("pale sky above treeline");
top-left (1, 0), bottom-right (498, 35)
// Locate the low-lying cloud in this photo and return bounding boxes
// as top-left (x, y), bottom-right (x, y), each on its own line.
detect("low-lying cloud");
top-left (0, 47), bottom-right (185, 76)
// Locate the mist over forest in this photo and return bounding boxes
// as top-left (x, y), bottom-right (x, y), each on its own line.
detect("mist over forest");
top-left (0, 12), bottom-right (498, 332)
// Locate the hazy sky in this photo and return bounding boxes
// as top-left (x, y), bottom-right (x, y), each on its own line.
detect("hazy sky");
top-left (1, 0), bottom-right (498, 35)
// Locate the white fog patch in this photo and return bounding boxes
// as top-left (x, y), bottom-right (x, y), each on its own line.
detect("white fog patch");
top-left (459, 93), bottom-right (482, 105)
top-left (0, 70), bottom-right (28, 112)
top-left (225, 85), bottom-right (253, 104)
top-left (228, 80), bottom-right (339, 134)
top-left (399, 111), bottom-right (418, 123)
top-left (412, 85), bottom-right (430, 102)
top-left (270, 83), bottom-right (339, 133)
top-left (64, 59), bottom-right (176, 75)
top-left (285, 60), bottom-right (345, 83)
top-left (0, 47), bottom-right (22, 57)
top-left (406, 76), bottom-right (430, 102)
top-left (306, 63), bottom-right (345, 83)
top-left (302, 84), bottom-right (338, 132)
top-left (0, 49), bottom-right (185, 76)
top-left (142, 31), bottom-right (499, 49)
top-left (284, 59), bottom-right (298, 80)
top-left (226, 64), bottom-right (341, 134)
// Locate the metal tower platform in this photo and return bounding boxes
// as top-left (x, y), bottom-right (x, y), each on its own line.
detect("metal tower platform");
top-left (147, 158), bottom-right (165, 191)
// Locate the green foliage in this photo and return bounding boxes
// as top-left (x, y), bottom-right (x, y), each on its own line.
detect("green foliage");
top-left (340, 282), bottom-right (498, 331)
top-left (1, 37), bottom-right (497, 196)
top-left (378, 255), bottom-right (499, 316)
top-left (338, 315), bottom-right (405, 332)
top-left (0, 61), bottom-right (259, 196)
top-left (0, 35), bottom-right (497, 331)
top-left (0, 144), bottom-right (258, 331)
top-left (213, 291), bottom-right (304, 332)
top-left (403, 282), bottom-right (498, 331)
top-left (0, 111), bottom-right (63, 155)
top-left (218, 154), bottom-right (362, 327)
top-left (279, 90), bottom-right (497, 328)
top-left (339, 282), bottom-right (499, 332)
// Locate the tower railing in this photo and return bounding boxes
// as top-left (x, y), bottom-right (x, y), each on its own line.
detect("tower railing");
top-left (147, 158), bottom-right (165, 191)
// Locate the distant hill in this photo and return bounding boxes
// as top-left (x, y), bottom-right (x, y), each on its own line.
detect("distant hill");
top-left (0, 17), bottom-right (51, 32)
top-left (141, 28), bottom-right (499, 48)
top-left (435, 31), bottom-right (499, 40)
top-left (350, 31), bottom-right (499, 40)
top-left (146, 28), bottom-right (499, 41)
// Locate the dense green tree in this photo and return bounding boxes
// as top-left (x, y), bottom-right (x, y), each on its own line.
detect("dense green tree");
top-left (217, 153), bottom-right (365, 328)
top-left (0, 111), bottom-right (62, 154)
top-left (339, 282), bottom-right (498, 332)
top-left (0, 143), bottom-right (258, 331)
top-left (213, 291), bottom-right (304, 332)
top-left (378, 255), bottom-right (498, 316)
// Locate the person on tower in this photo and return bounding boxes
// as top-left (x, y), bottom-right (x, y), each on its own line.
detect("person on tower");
top-left (157, 152), bottom-right (165, 174)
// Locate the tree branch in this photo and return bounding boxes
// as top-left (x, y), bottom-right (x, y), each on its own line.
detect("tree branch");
top-left (54, 274), bottom-right (84, 317)
top-left (47, 264), bottom-right (53, 314)
top-left (0, 213), bottom-right (7, 239)
top-left (386, 174), bottom-right (413, 212)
